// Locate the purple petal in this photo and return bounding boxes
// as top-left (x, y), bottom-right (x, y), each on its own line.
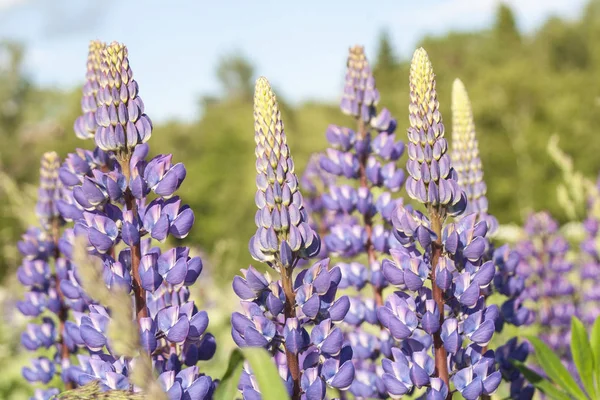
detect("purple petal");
top-left (166, 316), bottom-right (190, 343)
top-left (80, 325), bottom-right (106, 349)
top-left (328, 296), bottom-right (350, 322)
top-left (328, 361), bottom-right (355, 390)
top-left (188, 311), bottom-right (209, 341)
top-left (302, 295), bottom-right (321, 319)
top-left (185, 376), bottom-right (212, 399)
top-left (170, 208), bottom-right (194, 239)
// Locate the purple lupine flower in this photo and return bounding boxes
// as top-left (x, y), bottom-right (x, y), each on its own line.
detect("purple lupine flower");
top-left (18, 152), bottom-right (79, 394)
top-left (302, 45), bottom-right (405, 399)
top-left (495, 337), bottom-right (534, 397)
top-left (405, 50), bottom-right (465, 215)
top-left (300, 155), bottom-right (337, 258)
top-left (516, 209), bottom-right (599, 383)
top-left (232, 77), bottom-right (353, 400)
top-left (54, 41), bottom-right (215, 397)
top-left (376, 48), bottom-right (502, 399)
top-left (93, 42), bottom-right (152, 157)
top-left (451, 79), bottom-right (534, 398)
top-left (74, 40), bottom-right (106, 140)
top-left (32, 388), bottom-right (60, 400)
top-left (493, 244), bottom-right (533, 329)
top-left (517, 212), bottom-right (575, 363)
top-left (579, 183), bottom-right (600, 327)
top-left (35, 152), bottom-right (64, 230)
top-left (249, 78), bottom-right (320, 267)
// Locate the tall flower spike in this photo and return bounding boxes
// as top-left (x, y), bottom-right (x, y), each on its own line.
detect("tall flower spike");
top-left (19, 153), bottom-right (78, 393)
top-left (340, 45), bottom-right (380, 122)
top-left (518, 212), bottom-right (577, 364)
top-left (304, 45), bottom-right (405, 399)
top-left (451, 79), bottom-right (497, 232)
top-left (94, 42), bottom-right (152, 158)
top-left (376, 48), bottom-right (504, 399)
top-left (74, 40), bottom-right (106, 140)
top-left (46, 41), bottom-right (215, 397)
top-left (233, 78), bottom-right (353, 400)
top-left (250, 77), bottom-right (320, 268)
top-left (406, 48), bottom-right (465, 217)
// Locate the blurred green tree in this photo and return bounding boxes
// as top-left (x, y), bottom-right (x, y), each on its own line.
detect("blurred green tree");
top-left (3, 0), bottom-right (600, 283)
top-left (216, 52), bottom-right (255, 101)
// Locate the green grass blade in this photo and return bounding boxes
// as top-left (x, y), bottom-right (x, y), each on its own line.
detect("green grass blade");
top-left (214, 349), bottom-right (245, 400)
top-left (242, 348), bottom-right (290, 400)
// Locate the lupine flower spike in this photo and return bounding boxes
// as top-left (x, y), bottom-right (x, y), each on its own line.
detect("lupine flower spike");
top-left (380, 48), bottom-right (501, 399)
top-left (233, 77), bottom-right (354, 400)
top-left (580, 183), bottom-right (600, 326)
top-left (304, 45), bottom-right (405, 398)
top-left (35, 41), bottom-right (216, 398)
top-left (74, 40), bottom-right (106, 140)
top-left (518, 213), bottom-right (576, 363)
top-left (451, 78), bottom-right (498, 233)
top-left (94, 43), bottom-right (152, 161)
top-left (451, 78), bottom-right (534, 398)
top-left (19, 152), bottom-right (76, 396)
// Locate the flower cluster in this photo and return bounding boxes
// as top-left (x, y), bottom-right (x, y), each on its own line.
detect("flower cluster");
top-left (450, 79), bottom-right (498, 234)
top-left (300, 46), bottom-right (405, 398)
top-left (516, 212), bottom-right (575, 361)
top-left (232, 77), bottom-right (354, 400)
top-left (449, 78), bottom-right (534, 398)
top-left (579, 180), bottom-right (600, 327)
top-left (514, 208), bottom-right (600, 384)
top-left (20, 41), bottom-right (216, 399)
top-left (18, 152), bottom-right (78, 396)
top-left (74, 40), bottom-right (105, 140)
top-left (300, 154), bottom-right (338, 262)
top-left (19, 31), bottom-right (598, 400)
top-left (378, 48), bottom-right (502, 400)
top-left (450, 78), bottom-right (532, 329)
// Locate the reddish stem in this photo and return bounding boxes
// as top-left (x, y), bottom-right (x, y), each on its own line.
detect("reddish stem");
top-left (120, 157), bottom-right (147, 322)
top-left (280, 264), bottom-right (301, 400)
top-left (356, 118), bottom-right (384, 307)
top-left (51, 218), bottom-right (74, 390)
top-left (430, 214), bottom-right (450, 397)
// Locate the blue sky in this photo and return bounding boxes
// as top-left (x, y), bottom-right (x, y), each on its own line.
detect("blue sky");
top-left (0, 0), bottom-right (587, 122)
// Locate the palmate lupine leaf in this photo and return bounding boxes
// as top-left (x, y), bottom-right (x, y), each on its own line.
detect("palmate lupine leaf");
top-left (241, 348), bottom-right (290, 400)
top-left (213, 349), bottom-right (245, 400)
top-left (525, 335), bottom-right (588, 399)
top-left (512, 361), bottom-right (571, 400)
top-left (570, 317), bottom-right (596, 399)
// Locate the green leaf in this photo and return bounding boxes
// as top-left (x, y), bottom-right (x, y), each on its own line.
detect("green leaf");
top-left (591, 316), bottom-right (600, 392)
top-left (527, 335), bottom-right (588, 400)
top-left (571, 317), bottom-right (596, 399)
top-left (513, 360), bottom-right (572, 400)
top-left (214, 349), bottom-right (245, 400)
top-left (241, 348), bottom-right (290, 400)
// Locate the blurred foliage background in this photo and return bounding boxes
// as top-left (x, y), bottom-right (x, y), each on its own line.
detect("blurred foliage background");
top-left (2, 1), bottom-right (600, 398)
